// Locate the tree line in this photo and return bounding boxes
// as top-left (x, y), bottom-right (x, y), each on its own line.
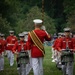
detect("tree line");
top-left (0, 0), bottom-right (75, 36)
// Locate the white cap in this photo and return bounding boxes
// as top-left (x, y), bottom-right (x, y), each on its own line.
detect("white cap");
top-left (18, 33), bottom-right (24, 37)
top-left (22, 31), bottom-right (28, 35)
top-left (58, 32), bottom-right (64, 35)
top-left (1, 34), bottom-right (5, 36)
top-left (33, 19), bottom-right (43, 24)
top-left (9, 30), bottom-right (14, 33)
top-left (64, 27), bottom-right (71, 32)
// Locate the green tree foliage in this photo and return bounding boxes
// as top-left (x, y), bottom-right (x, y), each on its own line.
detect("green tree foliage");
top-left (63, 0), bottom-right (75, 16)
top-left (66, 11), bottom-right (75, 33)
top-left (0, 0), bottom-right (30, 35)
top-left (0, 0), bottom-right (75, 35)
top-left (63, 0), bottom-right (75, 32)
top-left (0, 15), bottom-right (11, 36)
top-left (44, 0), bottom-right (66, 32)
top-left (15, 6), bottom-right (56, 34)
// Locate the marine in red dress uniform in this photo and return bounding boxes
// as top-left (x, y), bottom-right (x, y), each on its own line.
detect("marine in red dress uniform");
top-left (57, 27), bottom-right (75, 75)
top-left (12, 33), bottom-right (28, 75)
top-left (0, 34), bottom-right (6, 71)
top-left (0, 35), bottom-right (5, 55)
top-left (6, 31), bottom-right (17, 51)
top-left (12, 33), bottom-right (27, 54)
top-left (52, 33), bottom-right (64, 63)
top-left (27, 19), bottom-right (51, 75)
top-left (27, 29), bottom-right (51, 58)
top-left (6, 30), bottom-right (17, 66)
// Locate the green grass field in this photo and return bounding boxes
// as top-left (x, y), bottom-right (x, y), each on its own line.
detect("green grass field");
top-left (0, 46), bottom-right (75, 75)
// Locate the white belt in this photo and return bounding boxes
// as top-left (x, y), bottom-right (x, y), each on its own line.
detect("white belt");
top-left (7, 44), bottom-right (14, 46)
top-left (62, 49), bottom-right (73, 50)
top-left (62, 49), bottom-right (66, 50)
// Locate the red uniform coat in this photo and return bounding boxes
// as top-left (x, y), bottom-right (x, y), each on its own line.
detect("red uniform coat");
top-left (12, 40), bottom-right (27, 53)
top-left (53, 38), bottom-right (59, 50)
top-left (0, 39), bottom-right (5, 54)
top-left (27, 29), bottom-right (51, 58)
top-left (72, 37), bottom-right (75, 50)
top-left (57, 37), bottom-right (75, 51)
top-left (2, 39), bottom-right (7, 50)
top-left (6, 35), bottom-right (17, 51)
top-left (53, 37), bottom-right (62, 51)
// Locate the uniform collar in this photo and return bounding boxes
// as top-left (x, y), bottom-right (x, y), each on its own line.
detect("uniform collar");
top-left (35, 28), bottom-right (41, 30)
top-left (20, 40), bottom-right (25, 42)
top-left (10, 35), bottom-right (14, 37)
top-left (65, 37), bottom-right (71, 40)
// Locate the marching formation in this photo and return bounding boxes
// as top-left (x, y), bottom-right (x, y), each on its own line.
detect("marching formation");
top-left (0, 19), bottom-right (75, 75)
top-left (51, 27), bottom-right (75, 75)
